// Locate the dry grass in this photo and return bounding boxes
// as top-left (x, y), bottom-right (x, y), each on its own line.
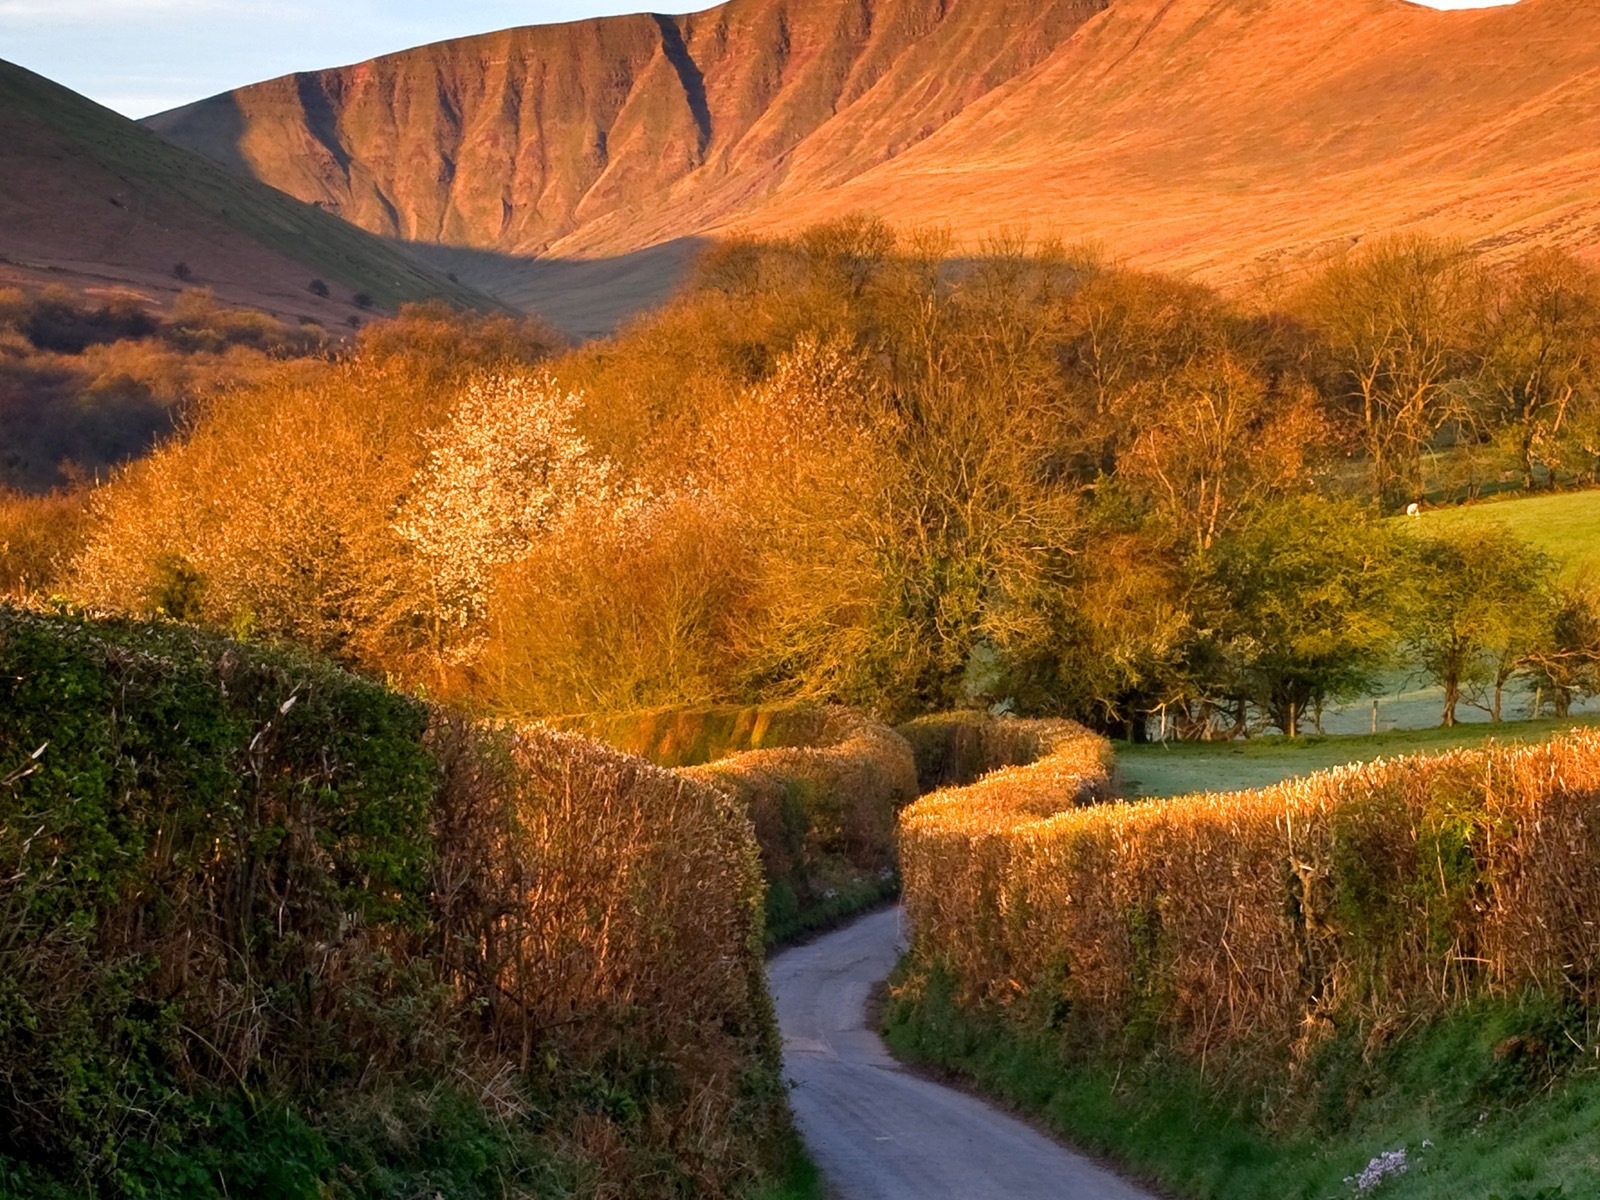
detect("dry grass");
top-left (900, 728), bottom-right (1600, 1070)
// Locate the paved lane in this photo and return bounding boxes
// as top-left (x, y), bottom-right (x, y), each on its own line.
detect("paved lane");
top-left (769, 907), bottom-right (1158, 1200)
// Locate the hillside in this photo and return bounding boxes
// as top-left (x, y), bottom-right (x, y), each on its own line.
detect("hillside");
top-left (1414, 489), bottom-right (1600, 580)
top-left (0, 59), bottom-right (496, 323)
top-left (145, 0), bottom-right (1600, 325)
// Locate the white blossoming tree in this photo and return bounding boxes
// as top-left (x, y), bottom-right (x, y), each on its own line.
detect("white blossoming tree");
top-left (394, 372), bottom-right (611, 660)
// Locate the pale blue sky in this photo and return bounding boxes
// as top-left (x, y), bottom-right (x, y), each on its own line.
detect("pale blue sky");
top-left (0, 0), bottom-right (1519, 120)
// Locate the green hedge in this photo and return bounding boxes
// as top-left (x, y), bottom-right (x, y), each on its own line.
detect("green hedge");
top-left (0, 608), bottom-right (788, 1198)
top-left (0, 606), bottom-right (440, 1187)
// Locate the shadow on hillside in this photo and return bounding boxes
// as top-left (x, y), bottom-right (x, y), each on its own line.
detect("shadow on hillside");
top-left (140, 86), bottom-right (254, 176)
top-left (395, 238), bottom-right (711, 341)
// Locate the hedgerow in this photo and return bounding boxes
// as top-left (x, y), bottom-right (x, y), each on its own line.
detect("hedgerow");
top-left (560, 703), bottom-right (841, 769)
top-left (898, 728), bottom-right (1600, 1085)
top-left (676, 708), bottom-right (919, 944)
top-left (0, 606), bottom-right (785, 1197)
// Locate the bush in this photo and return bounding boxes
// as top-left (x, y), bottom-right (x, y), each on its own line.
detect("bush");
top-left (897, 711), bottom-right (1101, 791)
top-left (562, 702), bottom-right (840, 768)
top-left (0, 607), bottom-right (786, 1196)
top-left (0, 489), bottom-right (90, 596)
top-left (680, 708), bottom-right (918, 942)
top-left (0, 605), bottom-right (437, 1178)
top-left (307, 279), bottom-right (329, 298)
top-left (899, 729), bottom-right (1600, 1079)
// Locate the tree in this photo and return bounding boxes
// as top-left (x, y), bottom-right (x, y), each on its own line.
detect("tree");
top-left (1474, 249), bottom-right (1600, 489)
top-left (1404, 527), bottom-right (1557, 725)
top-left (1116, 350), bottom-right (1327, 552)
top-left (1199, 497), bottom-right (1404, 737)
top-left (1524, 581), bottom-right (1600, 717)
top-left (393, 373), bottom-right (611, 663)
top-left (1299, 236), bottom-right (1482, 509)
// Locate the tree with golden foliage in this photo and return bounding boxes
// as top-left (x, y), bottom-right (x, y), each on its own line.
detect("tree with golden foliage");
top-left (1297, 236), bottom-right (1482, 509)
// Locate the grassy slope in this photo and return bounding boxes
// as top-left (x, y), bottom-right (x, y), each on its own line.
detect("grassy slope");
top-left (1119, 717), bottom-right (1600, 799)
top-left (1411, 490), bottom-right (1600, 580)
top-left (0, 59), bottom-right (497, 314)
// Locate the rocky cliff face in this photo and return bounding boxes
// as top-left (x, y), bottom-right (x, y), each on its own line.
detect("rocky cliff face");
top-left (147, 0), bottom-right (1106, 258)
top-left (146, 0), bottom-right (1600, 305)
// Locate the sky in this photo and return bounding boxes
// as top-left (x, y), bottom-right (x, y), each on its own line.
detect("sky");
top-left (0, 0), bottom-right (1521, 120)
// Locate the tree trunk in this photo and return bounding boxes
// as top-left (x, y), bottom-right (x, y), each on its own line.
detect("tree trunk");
top-left (1442, 674), bottom-right (1460, 727)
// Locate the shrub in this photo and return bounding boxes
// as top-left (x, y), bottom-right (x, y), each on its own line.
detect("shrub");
top-left (0, 606), bottom-right (785, 1196)
top-left (564, 702), bottom-right (844, 768)
top-left (681, 708), bottom-right (918, 942)
top-left (0, 488), bottom-right (90, 596)
top-left (896, 711), bottom-right (1101, 791)
top-left (899, 729), bottom-right (1600, 1079)
top-left (307, 278), bottom-right (329, 298)
top-left (0, 605), bottom-right (438, 1178)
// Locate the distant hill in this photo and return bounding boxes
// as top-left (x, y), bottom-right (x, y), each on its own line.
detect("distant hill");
top-left (0, 58), bottom-right (497, 324)
top-left (144, 0), bottom-right (1600, 327)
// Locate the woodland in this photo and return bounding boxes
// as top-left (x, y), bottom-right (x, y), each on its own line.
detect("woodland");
top-left (7, 221), bottom-right (1600, 737)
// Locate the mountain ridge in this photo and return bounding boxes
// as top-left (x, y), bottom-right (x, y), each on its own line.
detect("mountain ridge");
top-left (144, 0), bottom-right (1600, 323)
top-left (146, 0), bottom-right (1109, 258)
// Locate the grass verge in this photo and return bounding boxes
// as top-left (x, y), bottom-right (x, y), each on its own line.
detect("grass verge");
top-left (747, 1137), bottom-right (826, 1200)
top-left (884, 963), bottom-right (1600, 1200)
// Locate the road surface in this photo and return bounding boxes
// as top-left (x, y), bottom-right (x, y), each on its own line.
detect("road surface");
top-left (769, 906), bottom-right (1159, 1200)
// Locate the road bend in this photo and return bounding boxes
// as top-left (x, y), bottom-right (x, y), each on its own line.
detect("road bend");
top-left (768, 906), bottom-right (1158, 1200)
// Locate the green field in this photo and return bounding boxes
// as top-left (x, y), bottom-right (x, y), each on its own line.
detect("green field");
top-left (1406, 488), bottom-right (1600, 578)
top-left (1308, 488), bottom-right (1600, 737)
top-left (1119, 716), bottom-right (1600, 799)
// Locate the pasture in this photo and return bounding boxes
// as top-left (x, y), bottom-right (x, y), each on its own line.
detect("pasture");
top-left (1409, 488), bottom-right (1600, 578)
top-left (1119, 715), bottom-right (1600, 799)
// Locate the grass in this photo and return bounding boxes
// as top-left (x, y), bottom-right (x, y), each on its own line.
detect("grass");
top-left (884, 965), bottom-right (1600, 1200)
top-left (1119, 715), bottom-right (1600, 799)
top-left (747, 1140), bottom-right (826, 1200)
top-left (0, 60), bottom-right (496, 314)
top-left (1407, 489), bottom-right (1600, 579)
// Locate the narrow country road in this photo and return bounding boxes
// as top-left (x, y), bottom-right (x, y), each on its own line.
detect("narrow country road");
top-left (769, 907), bottom-right (1159, 1200)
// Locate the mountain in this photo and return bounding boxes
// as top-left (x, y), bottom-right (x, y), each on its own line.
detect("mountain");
top-left (0, 58), bottom-right (497, 323)
top-left (145, 0), bottom-right (1600, 326)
